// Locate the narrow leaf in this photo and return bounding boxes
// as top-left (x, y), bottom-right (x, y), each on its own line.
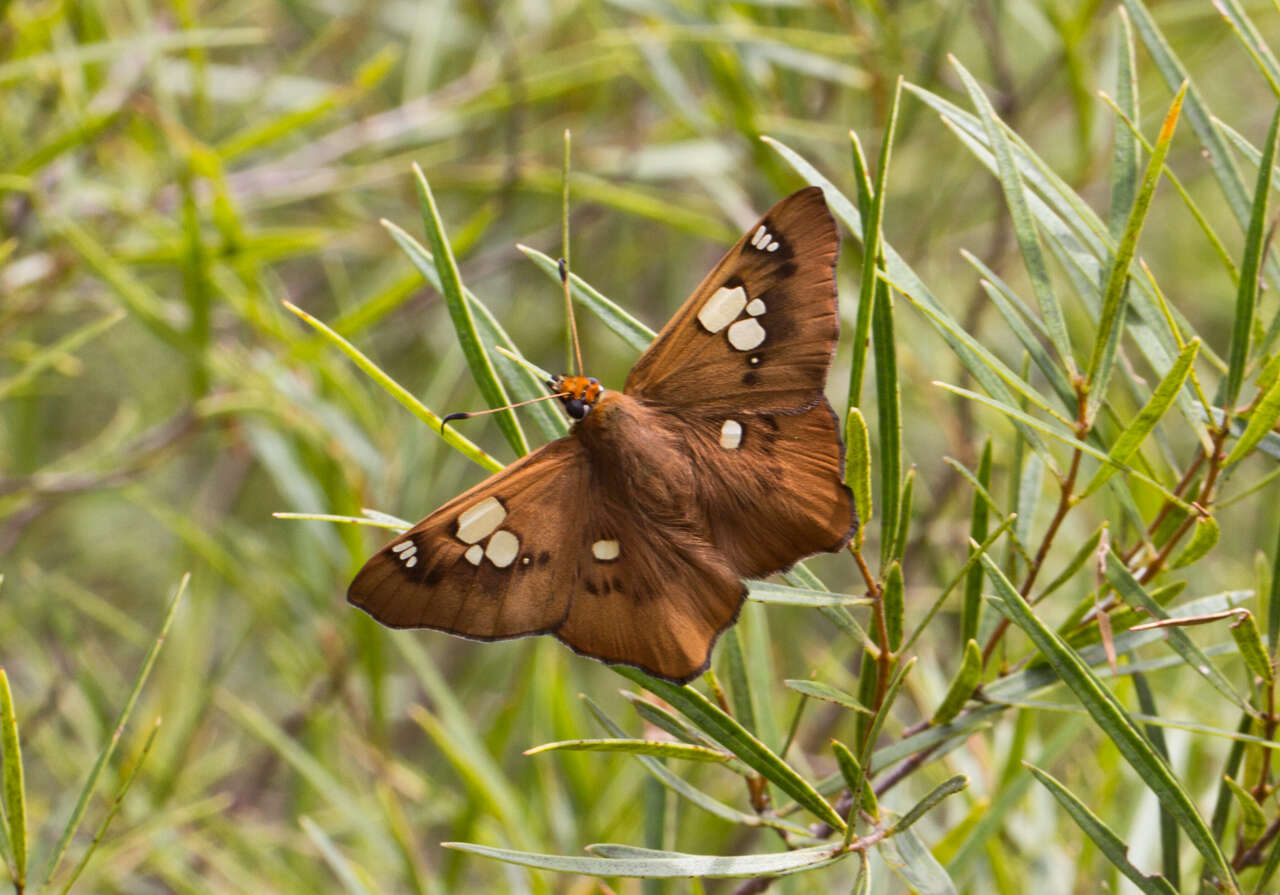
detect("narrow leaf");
top-left (846, 408), bottom-right (873, 540)
top-left (1229, 612), bottom-right (1273, 685)
top-left (1086, 81), bottom-right (1187, 423)
top-left (1224, 775), bottom-right (1267, 842)
top-left (783, 681), bottom-right (873, 715)
top-left (932, 640), bottom-right (982, 726)
top-left (1224, 103), bottom-right (1280, 408)
top-left (874, 279), bottom-right (901, 569)
top-left (878, 822), bottom-right (958, 895)
top-left (962, 440), bottom-right (993, 643)
top-left (1027, 763), bottom-right (1179, 895)
top-left (411, 166), bottom-right (527, 455)
top-left (1224, 372), bottom-right (1280, 465)
top-left (0, 670), bottom-right (25, 887)
top-left (615, 668), bottom-right (845, 831)
top-left (1169, 516), bottom-right (1219, 569)
top-left (1081, 338), bottom-right (1200, 496)
top-left (524, 739), bottom-right (730, 763)
top-left (443, 841), bottom-right (845, 878)
top-left (951, 56), bottom-right (1074, 374)
top-left (888, 775), bottom-right (968, 835)
top-left (982, 557), bottom-right (1238, 890)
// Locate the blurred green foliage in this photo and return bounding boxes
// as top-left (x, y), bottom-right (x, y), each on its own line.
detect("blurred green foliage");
top-left (7, 0), bottom-right (1280, 892)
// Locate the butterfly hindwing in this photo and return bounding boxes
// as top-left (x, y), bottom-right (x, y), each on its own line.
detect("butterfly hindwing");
top-left (624, 186), bottom-right (839, 412)
top-left (347, 438), bottom-right (585, 640)
top-left (555, 490), bottom-right (746, 684)
top-left (674, 397), bottom-right (856, 579)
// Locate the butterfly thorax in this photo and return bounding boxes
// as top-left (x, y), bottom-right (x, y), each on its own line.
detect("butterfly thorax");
top-left (549, 374), bottom-right (603, 420)
top-left (573, 391), bottom-right (697, 518)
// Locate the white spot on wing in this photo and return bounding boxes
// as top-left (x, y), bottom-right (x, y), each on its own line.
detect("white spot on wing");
top-left (746, 299), bottom-right (766, 316)
top-left (720, 420), bottom-right (743, 449)
top-left (696, 286), bottom-right (748, 333)
top-left (456, 497), bottom-right (506, 544)
top-left (766, 241), bottom-right (780, 252)
top-left (464, 544), bottom-right (484, 566)
top-left (486, 530), bottom-right (520, 568)
top-left (751, 225), bottom-right (768, 247)
top-left (592, 539), bottom-right (620, 561)
top-left (400, 545), bottom-right (418, 560)
top-left (392, 541), bottom-right (414, 554)
top-left (406, 556), bottom-right (418, 568)
top-left (727, 317), bottom-right (766, 351)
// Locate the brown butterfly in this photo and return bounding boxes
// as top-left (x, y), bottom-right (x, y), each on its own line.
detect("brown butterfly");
top-left (349, 187), bottom-right (856, 683)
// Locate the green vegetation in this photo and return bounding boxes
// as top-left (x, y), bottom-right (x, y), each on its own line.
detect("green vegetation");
top-left (6, 1), bottom-right (1280, 891)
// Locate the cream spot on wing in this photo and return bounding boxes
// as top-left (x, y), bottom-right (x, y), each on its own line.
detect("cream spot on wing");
top-left (400, 545), bottom-right (418, 560)
top-left (485, 530), bottom-right (520, 568)
top-left (696, 285), bottom-right (748, 333)
top-left (766, 241), bottom-right (780, 252)
top-left (592, 539), bottom-right (620, 561)
top-left (727, 317), bottom-right (766, 351)
top-left (405, 556), bottom-right (418, 568)
top-left (392, 541), bottom-right (414, 554)
top-left (751, 225), bottom-right (768, 247)
top-left (746, 298), bottom-right (766, 316)
top-left (456, 496), bottom-right (506, 544)
top-left (720, 419), bottom-right (743, 449)
top-left (748, 355), bottom-right (761, 366)
top-left (521, 555), bottom-right (531, 566)
top-left (464, 544), bottom-right (484, 566)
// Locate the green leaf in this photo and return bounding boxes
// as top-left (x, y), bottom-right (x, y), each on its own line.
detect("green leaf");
top-left (892, 470), bottom-right (915, 563)
top-left (524, 739), bottom-right (731, 763)
top-left (951, 56), bottom-right (1074, 375)
top-left (517, 244), bottom-right (655, 353)
top-left (849, 80), bottom-right (901, 409)
top-left (0, 309), bottom-right (125, 401)
top-left (981, 556), bottom-right (1239, 890)
top-left (1027, 764), bottom-right (1179, 895)
top-left (42, 575), bottom-right (188, 887)
top-left (615, 668), bottom-right (845, 832)
top-left (888, 776), bottom-right (968, 836)
top-left (883, 562), bottom-right (904, 652)
top-left (1224, 371), bottom-right (1280, 465)
top-left (1081, 338), bottom-right (1200, 497)
top-left (782, 680), bottom-right (873, 715)
top-left (878, 821), bottom-right (958, 895)
top-left (932, 640), bottom-right (982, 727)
top-left (1224, 103), bottom-right (1280, 409)
top-left (874, 278), bottom-right (901, 568)
top-left (382, 223), bottom-right (566, 441)
top-left (411, 165), bottom-right (527, 456)
top-left (1085, 81), bottom-right (1187, 424)
top-left (721, 627), bottom-right (757, 736)
top-left (1169, 516), bottom-right (1220, 569)
top-left (442, 841), bottom-right (845, 879)
top-left (283, 301), bottom-right (503, 473)
top-left (962, 440), bottom-right (993, 643)
top-left (1228, 612), bottom-right (1273, 686)
top-left (831, 738), bottom-right (875, 848)
top-left (1223, 776), bottom-right (1267, 843)
top-left (845, 408), bottom-right (873, 540)
top-left (746, 582), bottom-right (868, 607)
top-left (1104, 553), bottom-right (1248, 712)
top-left (300, 816), bottom-right (378, 895)
top-left (1109, 8), bottom-right (1140, 240)
top-left (0, 669), bottom-right (25, 888)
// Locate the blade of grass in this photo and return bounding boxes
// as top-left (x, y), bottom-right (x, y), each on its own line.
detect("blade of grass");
top-left (42, 574), bottom-right (188, 887)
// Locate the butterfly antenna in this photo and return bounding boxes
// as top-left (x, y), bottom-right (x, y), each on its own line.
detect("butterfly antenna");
top-left (560, 257), bottom-right (584, 377)
top-left (441, 393), bottom-right (568, 433)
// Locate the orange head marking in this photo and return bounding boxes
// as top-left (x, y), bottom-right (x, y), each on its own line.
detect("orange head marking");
top-left (549, 374), bottom-right (603, 420)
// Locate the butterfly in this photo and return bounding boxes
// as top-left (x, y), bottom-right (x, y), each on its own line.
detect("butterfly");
top-left (348, 187), bottom-right (856, 683)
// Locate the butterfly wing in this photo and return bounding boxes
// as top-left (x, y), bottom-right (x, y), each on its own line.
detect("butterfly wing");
top-left (624, 186), bottom-right (839, 412)
top-left (674, 398), bottom-right (856, 579)
top-left (555, 469), bottom-right (747, 684)
top-left (347, 438), bottom-right (586, 640)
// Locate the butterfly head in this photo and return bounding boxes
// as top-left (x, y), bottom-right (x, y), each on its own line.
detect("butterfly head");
top-left (548, 374), bottom-right (603, 420)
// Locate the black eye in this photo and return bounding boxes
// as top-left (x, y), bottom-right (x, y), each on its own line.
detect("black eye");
top-left (566, 398), bottom-right (587, 419)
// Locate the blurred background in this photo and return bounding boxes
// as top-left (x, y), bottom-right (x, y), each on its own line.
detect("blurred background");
top-left (5, 0), bottom-right (1280, 892)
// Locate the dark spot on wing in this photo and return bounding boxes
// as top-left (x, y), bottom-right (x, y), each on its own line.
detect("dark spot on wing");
top-left (538, 551), bottom-right (551, 566)
top-left (585, 580), bottom-right (599, 596)
top-left (742, 371), bottom-right (760, 386)
top-left (775, 261), bottom-right (798, 280)
top-left (424, 565), bottom-right (445, 586)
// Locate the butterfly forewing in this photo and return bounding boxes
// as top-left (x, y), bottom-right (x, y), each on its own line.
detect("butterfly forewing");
top-left (348, 439), bottom-right (585, 639)
top-left (624, 186), bottom-right (839, 413)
